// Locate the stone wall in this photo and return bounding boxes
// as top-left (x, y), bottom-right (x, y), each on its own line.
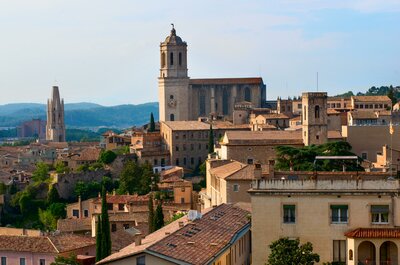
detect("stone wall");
top-left (54, 169), bottom-right (109, 200)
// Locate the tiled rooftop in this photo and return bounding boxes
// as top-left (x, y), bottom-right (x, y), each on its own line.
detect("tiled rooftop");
top-left (345, 228), bottom-right (400, 238)
top-left (353, 95), bottom-right (391, 102)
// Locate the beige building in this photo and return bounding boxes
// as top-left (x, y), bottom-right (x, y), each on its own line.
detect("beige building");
top-left (250, 113), bottom-right (290, 129)
top-left (347, 110), bottom-right (392, 126)
top-left (217, 130), bottom-right (304, 165)
top-left (97, 203), bottom-right (251, 265)
top-left (202, 159), bottom-right (257, 209)
top-left (302, 92), bottom-right (328, 146)
top-left (250, 174), bottom-right (400, 265)
top-left (160, 120), bottom-right (250, 170)
top-left (342, 124), bottom-right (400, 162)
top-left (158, 26), bottom-right (266, 122)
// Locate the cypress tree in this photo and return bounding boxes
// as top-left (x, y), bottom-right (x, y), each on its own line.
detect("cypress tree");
top-left (149, 112), bottom-right (156, 132)
top-left (148, 195), bottom-right (155, 233)
top-left (100, 186), bottom-right (111, 259)
top-left (208, 124), bottom-right (214, 154)
top-left (95, 215), bottom-right (102, 262)
top-left (154, 202), bottom-right (164, 231)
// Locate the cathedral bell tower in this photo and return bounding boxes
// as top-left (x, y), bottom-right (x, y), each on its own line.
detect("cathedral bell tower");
top-left (158, 25), bottom-right (190, 121)
top-left (302, 92), bottom-right (327, 146)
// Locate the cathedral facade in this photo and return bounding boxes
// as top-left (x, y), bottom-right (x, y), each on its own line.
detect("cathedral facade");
top-left (46, 86), bottom-right (66, 142)
top-left (158, 27), bottom-right (266, 122)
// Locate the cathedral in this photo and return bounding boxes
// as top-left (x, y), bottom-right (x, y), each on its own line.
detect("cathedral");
top-left (46, 86), bottom-right (66, 142)
top-left (158, 26), bottom-right (266, 121)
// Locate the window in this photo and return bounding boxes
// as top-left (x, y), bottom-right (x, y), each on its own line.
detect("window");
top-left (283, 205), bottom-right (296, 223)
top-left (72, 209), bottom-right (79, 218)
top-left (123, 224), bottom-right (130, 229)
top-left (304, 106), bottom-right (307, 120)
top-left (84, 209), bottom-right (89, 218)
top-left (154, 159), bottom-right (158, 166)
top-left (111, 223), bottom-right (117, 232)
top-left (183, 157), bottom-right (187, 165)
top-left (315, 105), bottom-right (320, 119)
top-left (137, 256), bottom-right (146, 265)
top-left (40, 259), bottom-right (46, 265)
top-left (179, 52), bottom-right (182, 65)
top-left (161, 158), bottom-right (165, 166)
top-left (1, 257), bottom-right (6, 265)
top-left (161, 52), bottom-right (166, 67)
top-left (361, 152), bottom-right (367, 160)
top-left (118, 204), bottom-right (125, 211)
top-left (170, 114), bottom-right (175, 121)
top-left (170, 52), bottom-right (174, 65)
top-left (183, 144), bottom-right (186, 151)
top-left (170, 95), bottom-right (174, 99)
top-left (20, 258), bottom-right (25, 265)
top-left (107, 203), bottom-right (113, 211)
top-left (233, 184), bottom-right (239, 192)
top-left (175, 146), bottom-right (179, 151)
top-left (371, 205), bottom-right (389, 224)
top-left (181, 197), bottom-right (185, 204)
top-left (176, 158), bottom-right (179, 166)
top-left (333, 240), bottom-right (346, 262)
top-left (331, 205), bottom-right (348, 223)
top-left (244, 87), bottom-right (251, 102)
top-left (191, 157), bottom-right (194, 165)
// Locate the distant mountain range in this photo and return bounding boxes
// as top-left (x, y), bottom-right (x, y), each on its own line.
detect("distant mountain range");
top-left (0, 102), bottom-right (159, 128)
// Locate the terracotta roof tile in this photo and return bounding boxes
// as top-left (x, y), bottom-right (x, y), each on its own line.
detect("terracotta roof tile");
top-left (345, 228), bottom-right (400, 238)
top-left (353, 95), bottom-right (392, 102)
top-left (224, 130), bottom-right (303, 144)
top-left (48, 234), bottom-right (96, 252)
top-left (0, 236), bottom-right (56, 253)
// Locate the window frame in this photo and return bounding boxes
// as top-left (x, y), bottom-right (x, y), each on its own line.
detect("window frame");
top-left (283, 205), bottom-right (296, 224)
top-left (371, 205), bottom-right (389, 224)
top-left (330, 205), bottom-right (349, 224)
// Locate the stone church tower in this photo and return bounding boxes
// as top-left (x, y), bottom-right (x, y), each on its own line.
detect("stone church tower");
top-left (302, 92), bottom-right (327, 146)
top-left (158, 25), bottom-right (190, 121)
top-left (46, 86), bottom-right (66, 142)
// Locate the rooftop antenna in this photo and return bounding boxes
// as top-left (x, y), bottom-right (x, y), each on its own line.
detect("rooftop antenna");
top-left (316, 72), bottom-right (319, 92)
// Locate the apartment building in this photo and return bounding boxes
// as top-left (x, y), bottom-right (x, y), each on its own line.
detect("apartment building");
top-left (250, 175), bottom-right (400, 265)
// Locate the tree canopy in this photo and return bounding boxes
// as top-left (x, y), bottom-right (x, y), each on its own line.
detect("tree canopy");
top-left (118, 161), bottom-right (159, 195)
top-left (99, 150), bottom-right (117, 164)
top-left (275, 141), bottom-right (363, 172)
top-left (267, 238), bottom-right (320, 265)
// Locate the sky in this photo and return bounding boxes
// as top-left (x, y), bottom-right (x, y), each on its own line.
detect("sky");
top-left (0, 0), bottom-right (399, 105)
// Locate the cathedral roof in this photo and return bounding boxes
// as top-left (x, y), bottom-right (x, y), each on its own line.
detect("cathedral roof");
top-left (190, 77), bottom-right (264, 86)
top-left (163, 26), bottom-right (185, 45)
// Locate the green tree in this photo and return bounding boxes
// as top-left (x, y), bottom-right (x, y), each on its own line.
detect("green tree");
top-left (148, 195), bottom-right (155, 233)
top-left (32, 162), bottom-right (50, 182)
top-left (99, 150), bottom-right (117, 164)
top-left (51, 254), bottom-right (79, 265)
top-left (275, 141), bottom-right (362, 172)
top-left (149, 112), bottom-right (156, 132)
top-left (54, 161), bottom-right (70, 174)
top-left (96, 215), bottom-right (103, 262)
top-left (99, 186), bottom-right (111, 259)
top-left (153, 202), bottom-right (164, 231)
top-left (49, 203), bottom-right (66, 219)
top-left (208, 124), bottom-right (214, 154)
top-left (387, 85), bottom-right (397, 105)
top-left (47, 186), bottom-right (61, 205)
top-left (267, 238), bottom-right (320, 265)
top-left (38, 208), bottom-right (57, 231)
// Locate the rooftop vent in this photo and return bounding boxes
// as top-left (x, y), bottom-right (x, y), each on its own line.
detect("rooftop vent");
top-left (188, 210), bottom-right (202, 221)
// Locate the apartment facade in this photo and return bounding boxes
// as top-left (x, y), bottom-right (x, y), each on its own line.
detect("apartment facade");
top-left (250, 177), bottom-right (400, 265)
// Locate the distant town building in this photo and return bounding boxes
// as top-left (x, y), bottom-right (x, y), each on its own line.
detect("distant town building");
top-left (158, 25), bottom-right (266, 122)
top-left (46, 86), bottom-right (65, 142)
top-left (17, 119), bottom-right (46, 139)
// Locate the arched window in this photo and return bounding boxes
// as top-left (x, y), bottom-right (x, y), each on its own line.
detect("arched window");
top-left (161, 52), bottom-right (166, 67)
top-left (179, 52), bottom-right (182, 66)
top-left (170, 52), bottom-right (174, 65)
top-left (315, 105), bottom-right (320, 119)
top-left (303, 106), bottom-right (307, 121)
top-left (170, 113), bottom-right (175, 121)
top-left (170, 95), bottom-right (174, 100)
top-left (244, 87), bottom-right (251, 102)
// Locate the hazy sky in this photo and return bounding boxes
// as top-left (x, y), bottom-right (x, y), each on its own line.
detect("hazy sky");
top-left (0, 0), bottom-right (399, 105)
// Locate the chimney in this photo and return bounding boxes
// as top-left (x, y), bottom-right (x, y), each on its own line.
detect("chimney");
top-left (254, 163), bottom-right (262, 179)
top-left (78, 195), bottom-right (82, 219)
top-left (112, 189), bottom-right (116, 195)
top-left (268, 160), bottom-right (275, 179)
top-left (134, 233), bottom-right (142, 246)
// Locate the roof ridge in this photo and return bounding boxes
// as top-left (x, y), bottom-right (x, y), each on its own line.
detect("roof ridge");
top-left (46, 236), bottom-right (60, 253)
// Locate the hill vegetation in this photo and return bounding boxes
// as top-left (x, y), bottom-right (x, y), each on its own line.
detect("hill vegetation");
top-left (335, 85), bottom-right (400, 104)
top-left (0, 102), bottom-right (158, 128)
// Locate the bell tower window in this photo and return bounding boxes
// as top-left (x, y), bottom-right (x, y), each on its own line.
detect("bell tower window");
top-left (179, 52), bottom-right (182, 66)
top-left (161, 52), bottom-right (166, 67)
top-left (170, 114), bottom-right (175, 121)
top-left (315, 105), bottom-right (320, 119)
top-left (170, 52), bottom-right (174, 65)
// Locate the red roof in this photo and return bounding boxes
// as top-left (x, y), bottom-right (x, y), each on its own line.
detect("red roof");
top-left (345, 228), bottom-right (400, 238)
